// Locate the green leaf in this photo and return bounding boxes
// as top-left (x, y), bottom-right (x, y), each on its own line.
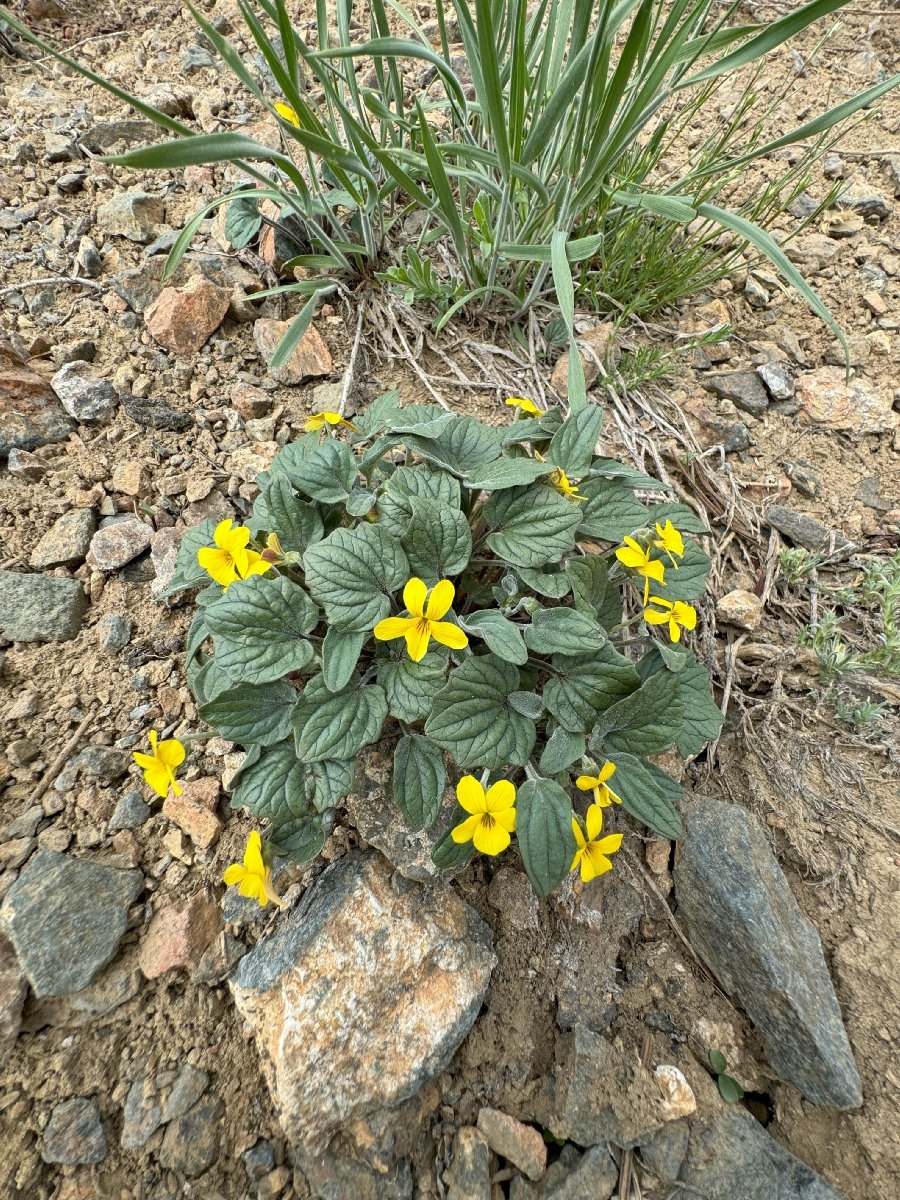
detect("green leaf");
top-left (456, 610), bottom-right (528, 666)
top-left (230, 739), bottom-right (307, 823)
top-left (588, 458), bottom-right (668, 490)
top-left (431, 826), bottom-right (475, 870)
top-left (708, 1049), bottom-right (728, 1074)
top-left (403, 414), bottom-right (503, 477)
top-left (200, 681), bottom-right (296, 746)
top-left (308, 757), bottom-right (356, 812)
top-left (161, 518), bottom-right (217, 595)
top-left (718, 1075), bottom-right (745, 1105)
top-left (606, 752), bottom-right (683, 840)
top-left (651, 539), bottom-right (711, 602)
top-left (303, 523), bottom-right (409, 632)
top-left (224, 194), bottom-right (262, 249)
top-left (248, 475), bottom-right (325, 554)
top-left (577, 478), bottom-right (652, 542)
top-left (508, 691), bottom-right (544, 719)
top-left (673, 660), bottom-right (723, 757)
top-left (401, 495), bottom-right (472, 581)
top-left (539, 727), bottom-right (586, 775)
top-left (185, 610), bottom-right (209, 664)
top-left (593, 670), bottom-right (684, 757)
top-left (516, 777), bottom-right (577, 897)
top-left (355, 389), bottom-right (402, 436)
top-left (267, 434), bottom-right (327, 485)
top-left (548, 406), bottom-right (605, 475)
top-left (567, 556), bottom-right (622, 629)
top-left (285, 439), bottom-right (357, 504)
top-left (463, 457), bottom-right (555, 490)
top-left (205, 574), bottom-right (318, 685)
top-left (268, 812), bottom-right (326, 863)
top-left (377, 462), bottom-right (461, 539)
top-left (393, 734), bottom-right (447, 831)
top-left (484, 485), bottom-right (581, 568)
top-left (189, 656), bottom-right (232, 706)
top-left (425, 654), bottom-right (536, 769)
top-left (544, 646), bottom-right (641, 733)
top-left (376, 648), bottom-right (447, 723)
top-left (524, 607), bottom-right (607, 657)
top-left (292, 675), bottom-right (388, 763)
top-left (345, 486), bottom-right (377, 517)
top-left (322, 627), bottom-right (366, 693)
top-left (516, 564), bottom-right (572, 599)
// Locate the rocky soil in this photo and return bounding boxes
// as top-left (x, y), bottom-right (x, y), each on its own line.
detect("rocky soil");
top-left (0, 3), bottom-right (898, 1200)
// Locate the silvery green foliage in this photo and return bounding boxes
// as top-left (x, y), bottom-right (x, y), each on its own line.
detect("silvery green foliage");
top-left (172, 394), bottom-right (722, 895)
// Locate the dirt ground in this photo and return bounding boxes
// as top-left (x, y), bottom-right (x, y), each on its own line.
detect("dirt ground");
top-left (0, 1), bottom-right (899, 1198)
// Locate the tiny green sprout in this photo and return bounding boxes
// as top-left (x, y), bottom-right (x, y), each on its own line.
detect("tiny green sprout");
top-left (708, 1049), bottom-right (744, 1105)
top-left (832, 697), bottom-right (887, 731)
top-left (159, 395), bottom-right (722, 895)
top-left (778, 547), bottom-right (822, 589)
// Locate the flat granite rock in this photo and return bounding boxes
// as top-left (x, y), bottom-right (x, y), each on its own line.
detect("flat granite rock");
top-left (0, 571), bottom-right (88, 642)
top-left (0, 850), bottom-right (143, 997)
top-left (230, 850), bottom-right (495, 1148)
top-left (674, 799), bottom-right (861, 1109)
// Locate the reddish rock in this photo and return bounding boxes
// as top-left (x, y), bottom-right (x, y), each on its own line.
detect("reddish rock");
top-left (795, 367), bottom-right (897, 435)
top-left (550, 323), bottom-right (617, 398)
top-left (162, 791), bottom-right (222, 850)
top-left (180, 778), bottom-right (221, 812)
top-left (232, 383), bottom-right (274, 419)
top-left (253, 318), bottom-right (333, 386)
top-left (138, 894), bottom-right (221, 979)
top-left (0, 365), bottom-right (74, 457)
top-left (477, 1107), bottom-right (546, 1180)
top-left (111, 461), bottom-right (151, 497)
top-left (145, 277), bottom-right (232, 356)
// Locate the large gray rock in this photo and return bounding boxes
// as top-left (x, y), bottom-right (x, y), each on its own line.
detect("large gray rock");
top-left (679, 1111), bottom-right (846, 1199)
top-left (0, 571), bottom-right (88, 642)
top-left (0, 850), bottom-right (143, 997)
top-left (41, 1097), bottom-right (107, 1164)
top-left (29, 508), bottom-right (96, 568)
top-left (674, 800), bottom-right (861, 1109)
top-left (51, 361), bottom-right (118, 421)
top-left (230, 851), bottom-right (495, 1148)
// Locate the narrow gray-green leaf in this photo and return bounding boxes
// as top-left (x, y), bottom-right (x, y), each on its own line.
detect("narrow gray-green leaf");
top-left (593, 669), bottom-right (684, 757)
top-left (322, 627), bottom-right (366, 693)
top-left (516, 777), bottom-right (576, 896)
top-left (463, 457), bottom-right (556, 490)
top-left (230, 739), bottom-right (307, 823)
top-left (567, 556), bottom-right (622, 629)
top-left (394, 734), bottom-right (447, 831)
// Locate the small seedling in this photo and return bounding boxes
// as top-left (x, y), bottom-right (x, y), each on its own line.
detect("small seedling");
top-left (708, 1049), bottom-right (744, 1105)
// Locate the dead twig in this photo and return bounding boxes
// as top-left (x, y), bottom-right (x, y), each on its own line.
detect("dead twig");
top-left (32, 710), bottom-right (94, 802)
top-left (338, 300), bottom-right (366, 417)
top-left (0, 276), bottom-right (103, 298)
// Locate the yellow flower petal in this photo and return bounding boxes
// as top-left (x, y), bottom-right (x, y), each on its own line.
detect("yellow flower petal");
top-left (456, 775), bottom-right (487, 815)
top-left (674, 601), bottom-right (697, 630)
top-left (643, 607), bottom-right (670, 627)
top-left (373, 616), bottom-right (416, 642)
top-left (580, 843), bottom-right (613, 881)
top-left (484, 780), bottom-right (516, 813)
top-left (598, 762), bottom-right (616, 784)
top-left (597, 833), bottom-right (623, 854)
top-left (238, 874), bottom-right (266, 903)
top-left (575, 775), bottom-right (599, 793)
top-left (429, 621), bottom-right (468, 651)
top-left (198, 546), bottom-right (239, 587)
top-left (571, 816), bottom-right (587, 851)
top-left (493, 806), bottom-right (517, 833)
top-left (472, 815), bottom-right (511, 856)
top-left (143, 762), bottom-right (173, 799)
top-left (505, 397), bottom-right (543, 416)
top-left (244, 831), bottom-right (265, 876)
top-left (585, 803), bottom-right (604, 841)
top-left (404, 620), bottom-right (432, 662)
top-left (403, 577), bottom-right (428, 618)
top-left (305, 413), bottom-right (326, 431)
top-left (425, 579), bottom-right (455, 621)
top-left (451, 813), bottom-right (482, 843)
top-left (274, 101), bottom-right (301, 127)
top-left (240, 552), bottom-right (272, 581)
top-left (223, 864), bottom-right (246, 887)
top-left (156, 738), bottom-right (185, 770)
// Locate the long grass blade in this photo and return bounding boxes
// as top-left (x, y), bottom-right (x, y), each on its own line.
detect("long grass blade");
top-left (550, 230), bottom-right (587, 413)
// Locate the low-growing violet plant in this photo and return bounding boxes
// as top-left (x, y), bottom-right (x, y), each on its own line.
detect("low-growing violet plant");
top-left (161, 394), bottom-right (722, 897)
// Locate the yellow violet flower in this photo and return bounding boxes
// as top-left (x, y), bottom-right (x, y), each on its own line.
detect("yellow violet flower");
top-left (505, 397), bottom-right (544, 417)
top-left (197, 519), bottom-right (272, 589)
top-left (274, 101), bottom-right (301, 128)
top-left (643, 595), bottom-right (697, 643)
top-left (615, 535), bottom-right (666, 605)
top-left (654, 519), bottom-right (685, 568)
top-left (223, 831), bottom-right (285, 909)
top-left (571, 804), bottom-right (623, 882)
top-left (575, 761), bottom-right (622, 808)
top-left (132, 730), bottom-right (185, 799)
top-left (304, 411), bottom-right (359, 433)
top-left (546, 467), bottom-right (586, 502)
top-left (451, 776), bottom-right (517, 856)
top-left (373, 577), bottom-right (469, 662)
